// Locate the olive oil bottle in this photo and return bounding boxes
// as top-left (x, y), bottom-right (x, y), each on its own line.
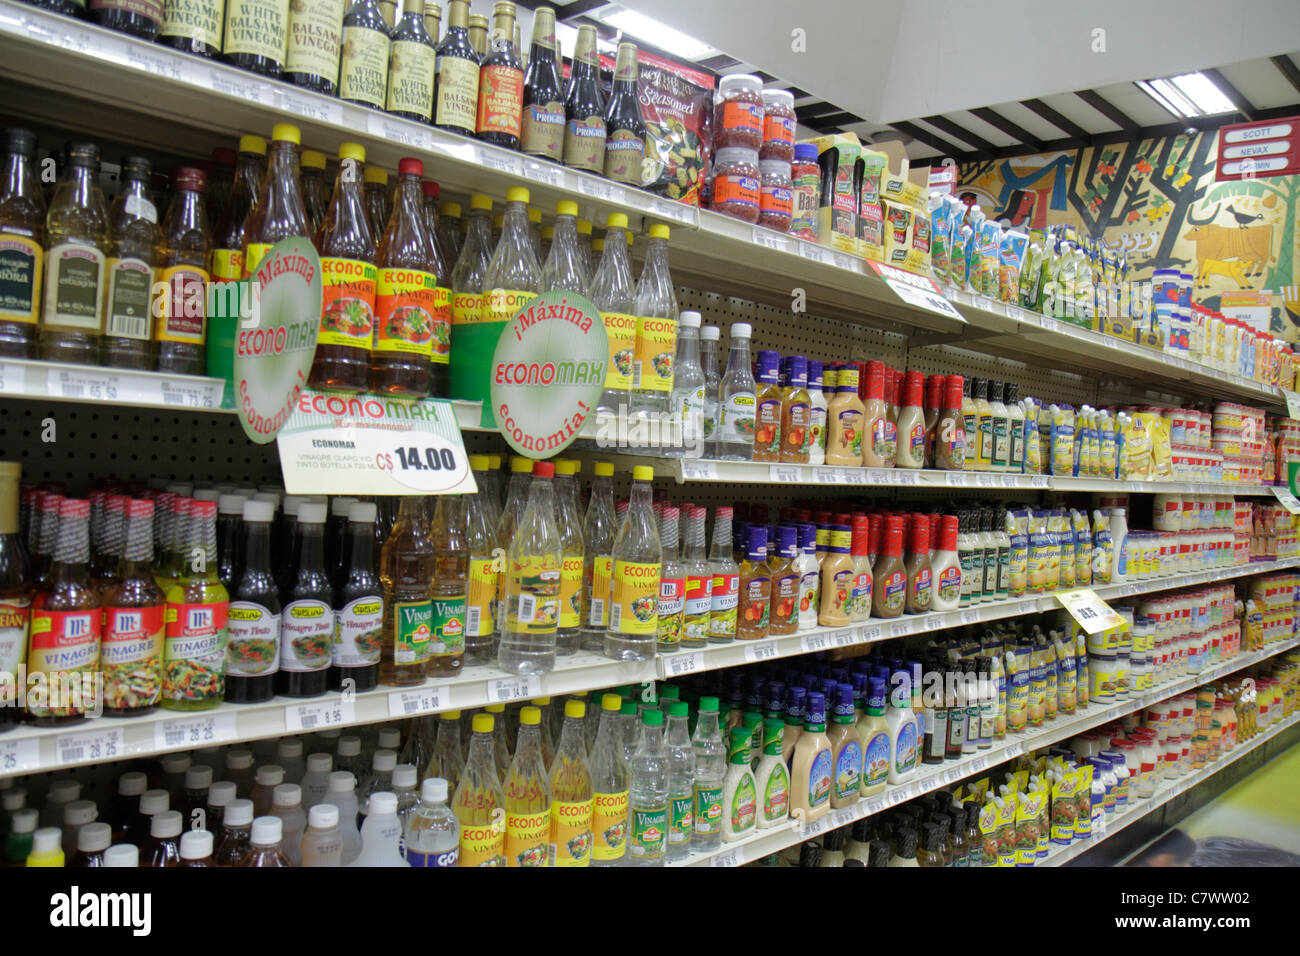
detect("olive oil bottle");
top-left (41, 142), bottom-right (108, 366)
top-left (102, 156), bottom-right (160, 371)
top-left (0, 129), bottom-right (45, 359)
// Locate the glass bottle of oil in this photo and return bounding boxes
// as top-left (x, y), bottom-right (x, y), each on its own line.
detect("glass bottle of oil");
top-left (379, 496), bottom-right (434, 687)
top-left (553, 459), bottom-right (585, 656)
top-left (449, 193), bottom-right (492, 401)
top-left (464, 455), bottom-right (498, 666)
top-left (242, 124), bottom-right (309, 279)
top-left (590, 213), bottom-right (636, 417)
top-left (369, 158), bottom-right (436, 397)
top-left (0, 129), bottom-right (46, 359)
top-left (309, 142), bottom-right (376, 393)
top-left (41, 143), bottom-right (109, 366)
top-left (475, 186), bottom-right (539, 425)
top-left (453, 712), bottom-right (506, 866)
top-left (155, 167), bottom-right (213, 376)
top-left (503, 704), bottom-right (550, 867)
top-left (211, 136), bottom-right (264, 283)
top-left (418, 180), bottom-right (451, 399)
top-left (498, 460), bottom-right (562, 677)
top-left (427, 493), bottom-right (467, 678)
top-left (161, 500), bottom-right (230, 713)
top-left (102, 156), bottom-right (160, 371)
top-left (548, 698), bottom-right (593, 867)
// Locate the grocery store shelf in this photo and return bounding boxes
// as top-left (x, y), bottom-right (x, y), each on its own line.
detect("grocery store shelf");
top-left (1043, 711), bottom-right (1300, 867)
top-left (0, 358), bottom-right (227, 412)
top-left (669, 636), bottom-right (1300, 867)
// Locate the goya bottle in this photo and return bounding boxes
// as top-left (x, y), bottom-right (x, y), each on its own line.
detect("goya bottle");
top-left (448, 193), bottom-right (491, 402)
top-left (386, 0), bottom-right (437, 122)
top-left (603, 42), bottom-right (646, 186)
top-left (276, 502), bottom-right (333, 699)
top-left (331, 501), bottom-right (382, 692)
top-left (102, 156), bottom-right (160, 371)
top-left (161, 500), bottom-right (229, 712)
top-left (159, 0), bottom-right (226, 58)
top-left (310, 143), bottom-right (376, 393)
top-left (0, 462), bottom-right (31, 732)
top-left (223, 0), bottom-right (290, 77)
top-left (210, 136), bottom-right (264, 284)
top-left (370, 158), bottom-right (437, 397)
top-left (562, 24), bottom-right (604, 175)
top-left (100, 499), bottom-right (165, 717)
top-left (606, 465), bottom-right (661, 662)
top-left (242, 124), bottom-right (309, 278)
top-left (520, 5), bottom-right (563, 161)
top-left (432, 0), bottom-right (480, 137)
top-left (225, 498), bottom-right (279, 704)
top-left (0, 129), bottom-right (45, 360)
top-left (473, 186), bottom-right (538, 423)
top-left (475, 1), bottom-right (523, 150)
top-left (339, 0), bottom-right (391, 110)
top-left (41, 143), bottom-right (108, 366)
top-left (589, 213), bottom-right (636, 417)
top-left (155, 167), bottom-right (212, 376)
top-left (379, 497), bottom-right (434, 686)
top-left (91, 0), bottom-right (163, 39)
top-left (285, 0), bottom-right (345, 95)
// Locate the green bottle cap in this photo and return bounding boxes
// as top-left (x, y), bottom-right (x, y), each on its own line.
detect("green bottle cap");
top-left (667, 700), bottom-right (688, 717)
top-left (698, 696), bottom-right (720, 713)
top-left (619, 700), bottom-right (639, 717)
top-left (642, 709), bottom-right (664, 727)
top-left (659, 685), bottom-right (681, 701)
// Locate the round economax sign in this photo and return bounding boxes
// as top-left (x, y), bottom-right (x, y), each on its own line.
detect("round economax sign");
top-left (489, 290), bottom-right (608, 458)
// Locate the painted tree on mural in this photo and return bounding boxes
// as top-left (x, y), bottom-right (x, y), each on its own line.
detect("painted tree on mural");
top-left (1144, 132), bottom-right (1217, 271)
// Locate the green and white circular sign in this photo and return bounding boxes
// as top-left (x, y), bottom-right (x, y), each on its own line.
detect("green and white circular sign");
top-left (489, 290), bottom-right (608, 458)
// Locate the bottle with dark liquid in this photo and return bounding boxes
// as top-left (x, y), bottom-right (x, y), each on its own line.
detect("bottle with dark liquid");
top-left (467, 13), bottom-right (486, 56)
top-left (223, 0), bottom-right (290, 77)
top-left (475, 1), bottom-right (523, 151)
top-left (386, 0), bottom-right (437, 123)
top-left (40, 142), bottom-right (108, 366)
top-left (102, 156), bottom-right (158, 370)
top-left (276, 501), bottom-right (333, 699)
top-left (155, 167), bottom-right (212, 376)
top-left (284, 0), bottom-right (345, 95)
top-left (562, 24), bottom-right (605, 175)
top-left (210, 135), bottom-right (264, 284)
top-left (379, 497), bottom-right (435, 687)
top-left (432, 0), bottom-right (479, 136)
top-left (159, 0), bottom-right (225, 59)
top-left (310, 142), bottom-right (376, 394)
top-left (0, 129), bottom-right (46, 359)
top-left (241, 124), bottom-right (309, 280)
top-left (0, 462), bottom-right (32, 732)
top-left (332, 500), bottom-right (382, 692)
top-left (90, 0), bottom-right (162, 38)
top-left (100, 498), bottom-right (164, 718)
top-left (520, 6), bottom-right (564, 162)
top-left (339, 0), bottom-right (391, 111)
top-left (226, 499), bottom-right (280, 704)
top-left (299, 150), bottom-right (330, 237)
top-left (216, 493), bottom-right (245, 591)
top-left (603, 42), bottom-right (646, 187)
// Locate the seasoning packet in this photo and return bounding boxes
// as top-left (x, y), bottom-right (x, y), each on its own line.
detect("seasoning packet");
top-left (855, 149), bottom-right (888, 262)
top-left (1071, 509), bottom-right (1092, 586)
top-left (1048, 403), bottom-right (1075, 477)
top-left (930, 193), bottom-right (956, 285)
top-left (811, 133), bottom-right (861, 255)
top-left (1074, 762), bottom-right (1094, 840)
top-left (1091, 509), bottom-right (1113, 585)
top-left (636, 49), bottom-right (715, 205)
top-left (883, 198), bottom-right (913, 270)
top-left (1026, 511), bottom-right (1049, 594)
top-left (994, 794), bottom-right (1018, 868)
top-left (998, 229), bottom-right (1028, 304)
top-left (1006, 508), bottom-right (1029, 597)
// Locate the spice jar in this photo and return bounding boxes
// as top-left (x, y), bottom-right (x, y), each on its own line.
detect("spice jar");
top-left (760, 89), bottom-right (796, 161)
top-left (758, 159), bottom-right (793, 233)
top-left (791, 143), bottom-right (819, 240)
top-left (710, 147), bottom-right (760, 224)
top-left (714, 74), bottom-right (764, 150)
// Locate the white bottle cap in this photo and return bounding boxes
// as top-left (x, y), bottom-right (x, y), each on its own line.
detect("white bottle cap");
top-left (225, 748), bottom-right (254, 770)
top-left (139, 789), bottom-right (170, 815)
top-left (367, 792), bottom-right (397, 816)
top-left (298, 502), bottom-right (327, 524)
top-left (348, 501), bottom-right (378, 523)
top-left (242, 499), bottom-right (274, 522)
top-left (392, 765), bottom-right (417, 789)
top-left (207, 781), bottom-right (237, 808)
top-left (223, 799), bottom-right (254, 827)
top-left (277, 739), bottom-right (303, 759)
top-left (31, 827), bottom-right (62, 854)
top-left (730, 322), bottom-right (752, 338)
top-left (103, 843), bottom-right (139, 867)
top-left (272, 783), bottom-right (302, 808)
top-left (161, 752), bottom-right (191, 774)
top-left (76, 822), bottom-right (112, 853)
top-left (63, 799), bottom-right (97, 826)
top-left (1, 788), bottom-right (23, 811)
top-left (306, 753), bottom-right (333, 774)
top-left (150, 810), bottom-right (182, 839)
top-left (255, 764), bottom-right (285, 787)
top-left (372, 749), bottom-right (397, 772)
top-left (308, 803), bottom-right (339, 829)
top-left (376, 726), bottom-right (401, 749)
top-left (117, 771), bottom-right (147, 797)
top-left (10, 808), bottom-right (36, 833)
top-left (679, 310), bottom-right (701, 328)
top-left (700, 325), bottom-right (720, 340)
top-left (327, 771), bottom-right (357, 793)
top-left (180, 830), bottom-right (214, 860)
top-left (330, 496), bottom-right (358, 517)
top-left (192, 488), bottom-right (221, 503)
top-left (218, 494), bottom-right (248, 516)
top-left (251, 816), bottom-right (282, 845)
top-left (47, 779), bottom-right (81, 803)
top-left (337, 736), bottom-right (361, 757)
top-left (185, 765), bottom-right (214, 790)
top-left (252, 492), bottom-right (280, 510)
top-left (283, 495), bottom-right (304, 516)
top-left (421, 778), bottom-right (448, 803)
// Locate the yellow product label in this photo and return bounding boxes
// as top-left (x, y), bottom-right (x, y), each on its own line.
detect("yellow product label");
top-left (452, 291), bottom-right (483, 325)
top-left (386, 39), bottom-right (436, 120)
top-left (155, 264), bottom-right (209, 344)
top-left (467, 557), bottom-right (496, 637)
top-left (161, 0), bottom-right (225, 51)
top-left (559, 555), bottom-right (583, 629)
top-left (429, 286), bottom-right (451, 364)
top-left (601, 311), bottom-right (636, 391)
top-left (243, 243), bottom-right (273, 277)
top-left (318, 257), bottom-right (377, 349)
top-left (589, 556), bottom-right (612, 627)
top-left (591, 790), bottom-right (629, 861)
top-left (611, 560), bottom-right (659, 635)
top-left (0, 233), bottom-right (43, 324)
top-left (549, 798), bottom-right (593, 867)
top-left (223, 0), bottom-right (288, 63)
top-left (504, 555), bottom-right (561, 635)
top-left (633, 315), bottom-right (676, 393)
top-left (480, 288), bottom-right (535, 325)
top-left (434, 53), bottom-right (480, 131)
top-left (375, 267), bottom-right (437, 356)
top-left (504, 809), bottom-right (550, 867)
top-left (457, 819), bottom-right (506, 867)
top-left (211, 248), bottom-right (243, 282)
top-left (339, 25), bottom-right (390, 108)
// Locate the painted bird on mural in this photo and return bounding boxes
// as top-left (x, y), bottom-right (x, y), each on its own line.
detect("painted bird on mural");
top-left (1226, 203), bottom-right (1264, 228)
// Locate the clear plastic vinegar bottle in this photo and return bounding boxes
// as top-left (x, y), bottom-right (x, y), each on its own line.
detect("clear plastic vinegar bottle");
top-left (605, 465), bottom-right (661, 662)
top-left (579, 461), bottom-right (615, 654)
top-left (630, 224), bottom-right (678, 424)
top-left (498, 460), bottom-right (562, 676)
top-left (553, 460), bottom-right (585, 656)
top-left (379, 497), bottom-right (435, 687)
top-left (590, 213), bottom-right (637, 418)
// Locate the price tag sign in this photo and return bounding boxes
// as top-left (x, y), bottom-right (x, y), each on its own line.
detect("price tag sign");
top-left (1039, 315), bottom-right (1059, 333)
top-left (945, 764), bottom-right (966, 784)
top-left (710, 847), bottom-right (743, 868)
top-left (743, 641), bottom-right (779, 664)
top-left (832, 630), bottom-right (859, 648)
top-left (577, 176), bottom-right (618, 201)
top-left (649, 198), bottom-right (695, 225)
top-left (682, 459), bottom-right (718, 480)
top-left (1030, 475), bottom-right (1049, 488)
top-left (0, 361), bottom-right (21, 395)
top-left (977, 474), bottom-right (996, 487)
top-left (209, 69), bottom-right (270, 104)
top-left (945, 471), bottom-right (969, 486)
top-left (1005, 742), bottom-right (1024, 758)
top-left (663, 652), bottom-right (704, 678)
top-left (861, 796), bottom-right (886, 817)
top-left (769, 464), bottom-right (802, 483)
top-left (488, 676), bottom-right (542, 703)
top-left (752, 227), bottom-right (794, 253)
top-left (477, 148), bottom-right (522, 176)
top-left (890, 619), bottom-right (912, 638)
top-left (0, 736), bottom-right (39, 775)
top-left (884, 278), bottom-right (965, 322)
top-left (813, 467), bottom-right (841, 484)
top-left (47, 367), bottom-right (120, 402)
top-left (1271, 485), bottom-right (1300, 514)
top-left (799, 242), bottom-right (833, 265)
top-left (388, 686), bottom-right (447, 717)
top-left (841, 469), bottom-right (867, 486)
top-left (55, 727), bottom-right (124, 767)
top-left (522, 160), bottom-right (564, 187)
top-left (893, 470), bottom-right (918, 485)
top-left (801, 633), bottom-right (831, 653)
top-left (277, 89), bottom-right (343, 125)
top-left (285, 698), bottom-right (355, 732)
top-left (159, 377), bottom-right (222, 409)
top-left (999, 474), bottom-right (1021, 487)
top-left (961, 609), bottom-right (981, 625)
top-left (859, 624), bottom-right (882, 643)
top-left (277, 389), bottom-right (474, 496)
top-left (1056, 589), bottom-right (1123, 635)
top-left (1277, 390), bottom-right (1300, 420)
top-left (155, 713), bottom-right (236, 749)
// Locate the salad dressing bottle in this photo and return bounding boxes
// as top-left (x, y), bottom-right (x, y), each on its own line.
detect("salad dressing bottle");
top-left (862, 361), bottom-right (892, 468)
top-left (825, 365), bottom-right (865, 466)
top-left (606, 465), bottom-right (661, 661)
top-left (856, 677), bottom-right (891, 796)
top-left (721, 728), bottom-right (757, 842)
top-left (750, 350), bottom-right (782, 463)
top-left (768, 525), bottom-right (800, 636)
top-left (736, 525), bottom-right (770, 640)
top-left (1006, 383), bottom-right (1026, 473)
top-left (502, 705), bottom-right (550, 867)
top-left (579, 461), bottom-right (615, 654)
top-left (827, 684), bottom-right (862, 809)
top-left (934, 374), bottom-right (966, 470)
top-left (847, 516), bottom-right (872, 624)
top-left (960, 378), bottom-right (979, 471)
top-left (474, 187), bottom-right (539, 422)
top-left (788, 691), bottom-right (832, 824)
top-left (590, 213), bottom-right (638, 417)
top-left (989, 381), bottom-right (1010, 472)
top-left (379, 498), bottom-right (435, 686)
top-left (904, 515), bottom-right (933, 615)
top-left (225, 500), bottom-right (280, 703)
top-left (871, 515), bottom-right (906, 619)
top-left (887, 667), bottom-right (919, 784)
top-left (806, 361), bottom-right (828, 465)
top-left (817, 524), bottom-right (853, 627)
top-left (754, 718), bottom-right (789, 829)
top-left (974, 379), bottom-right (994, 471)
top-left (454, 714), bottom-right (506, 867)
top-left (896, 370), bottom-right (927, 469)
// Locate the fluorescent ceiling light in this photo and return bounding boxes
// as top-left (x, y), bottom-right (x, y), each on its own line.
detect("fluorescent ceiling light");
top-left (1136, 72), bottom-right (1236, 118)
top-left (594, 8), bottom-right (718, 60)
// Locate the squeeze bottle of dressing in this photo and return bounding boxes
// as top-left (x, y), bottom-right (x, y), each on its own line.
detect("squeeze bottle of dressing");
top-left (862, 360), bottom-right (891, 468)
top-left (886, 667), bottom-right (919, 785)
top-left (895, 370), bottom-right (927, 469)
top-left (721, 728), bottom-right (757, 842)
top-left (753, 718), bottom-right (790, 829)
top-left (856, 676), bottom-right (891, 796)
top-left (824, 365), bottom-right (865, 466)
top-left (826, 683), bottom-right (862, 810)
top-left (789, 691), bottom-right (832, 824)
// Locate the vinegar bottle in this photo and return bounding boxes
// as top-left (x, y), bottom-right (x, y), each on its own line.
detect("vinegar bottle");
top-left (630, 224), bottom-right (678, 424)
top-left (40, 142), bottom-right (108, 366)
top-left (155, 167), bottom-right (212, 376)
top-left (502, 704), bottom-right (550, 867)
top-left (590, 213), bottom-right (637, 418)
top-left (363, 166), bottom-right (389, 241)
top-left (493, 457), bottom-right (530, 649)
top-left (454, 713), bottom-right (506, 867)
top-left (579, 461), bottom-right (615, 654)
top-left (603, 42), bottom-right (647, 185)
top-left (708, 507), bottom-right (740, 644)
top-left (211, 136), bottom-right (264, 283)
top-left (225, 499), bottom-right (280, 704)
top-left (562, 23), bottom-right (606, 174)
top-left (339, 0), bottom-right (391, 111)
top-left (276, 502), bottom-right (333, 699)
top-left (0, 462), bottom-right (32, 733)
top-left (386, 0), bottom-right (437, 122)
top-left (102, 156), bottom-right (159, 371)
top-left (520, 5), bottom-right (564, 160)
top-left (330, 501), bottom-right (382, 692)
top-left (379, 497), bottom-right (435, 687)
top-left (548, 700), bottom-right (593, 867)
top-left (433, 0), bottom-right (481, 137)
top-left (476, 187), bottom-right (539, 422)
top-left (100, 498), bottom-right (164, 717)
top-left (464, 456), bottom-right (499, 665)
top-left (539, 200), bottom-right (588, 294)
top-left (655, 505), bottom-right (685, 654)
top-left (223, 0), bottom-right (290, 78)
top-left (310, 143), bottom-right (376, 393)
top-left (0, 129), bottom-right (45, 359)
top-left (498, 461), bottom-right (562, 676)
top-left (606, 466), bottom-right (661, 662)
top-left (427, 494), bottom-right (468, 678)
top-left (419, 181), bottom-right (453, 399)
top-left (475, 1), bottom-right (524, 150)
top-left (553, 460), bottom-right (586, 656)
top-left (284, 0), bottom-right (346, 95)
top-left (241, 124), bottom-right (309, 278)
top-left (449, 193), bottom-right (492, 402)
top-left (717, 324), bottom-right (757, 461)
top-left (299, 151), bottom-right (329, 237)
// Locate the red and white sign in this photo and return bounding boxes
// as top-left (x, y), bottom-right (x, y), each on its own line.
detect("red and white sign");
top-left (1216, 117), bottom-right (1300, 181)
top-left (928, 163), bottom-right (958, 195)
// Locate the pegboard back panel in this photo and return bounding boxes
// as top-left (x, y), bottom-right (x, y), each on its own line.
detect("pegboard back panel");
top-left (910, 344), bottom-right (1099, 406)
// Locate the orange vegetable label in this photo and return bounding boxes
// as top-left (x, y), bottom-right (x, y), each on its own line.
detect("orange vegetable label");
top-left (458, 820), bottom-right (506, 867)
top-left (451, 290), bottom-right (484, 325)
top-left (318, 257), bottom-right (377, 349)
top-left (504, 809), bottom-right (550, 867)
top-left (476, 64), bottom-right (524, 139)
top-left (591, 790), bottom-right (629, 861)
top-left (610, 561), bottom-right (659, 635)
top-left (633, 315), bottom-right (677, 393)
top-left (559, 556), bottom-right (583, 629)
top-left (375, 267), bottom-right (437, 356)
top-left (601, 311), bottom-right (636, 391)
top-left (549, 799), bottom-right (593, 867)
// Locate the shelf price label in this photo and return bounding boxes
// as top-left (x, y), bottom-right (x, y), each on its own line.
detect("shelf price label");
top-left (801, 633), bottom-right (831, 653)
top-left (710, 847), bottom-right (743, 868)
top-left (743, 641), bottom-right (779, 664)
top-left (388, 686), bottom-right (448, 717)
top-left (488, 676), bottom-right (541, 703)
top-left (55, 727), bottom-right (124, 767)
top-left (47, 367), bottom-right (120, 402)
top-left (1281, 389), bottom-right (1300, 420)
top-left (768, 464), bottom-right (802, 483)
top-left (155, 713), bottom-right (237, 749)
top-left (812, 467), bottom-right (841, 484)
top-left (277, 89), bottom-right (343, 125)
top-left (522, 160), bottom-right (564, 187)
top-left (0, 736), bottom-right (39, 775)
top-left (284, 697), bottom-right (355, 732)
top-left (681, 459), bottom-right (718, 480)
top-left (1271, 485), bottom-right (1300, 515)
top-left (663, 652), bottom-right (704, 678)
top-left (159, 378), bottom-right (222, 409)
top-left (1056, 589), bottom-right (1123, 635)
top-left (832, 630), bottom-right (858, 648)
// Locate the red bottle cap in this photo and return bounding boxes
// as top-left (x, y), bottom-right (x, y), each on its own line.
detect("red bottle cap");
top-left (832, 512), bottom-right (851, 526)
top-left (58, 497), bottom-right (90, 520)
top-left (814, 511), bottom-right (831, 525)
top-left (867, 513), bottom-right (882, 554)
top-left (938, 514), bottom-right (960, 552)
top-left (903, 370), bottom-right (924, 409)
top-left (890, 368), bottom-right (902, 407)
top-left (421, 179), bottom-right (440, 198)
top-left (864, 360), bottom-right (885, 401)
top-left (398, 157), bottom-right (424, 177)
top-left (532, 461), bottom-right (555, 478)
top-left (943, 374), bottom-right (965, 410)
top-left (851, 515), bottom-right (869, 556)
top-left (926, 374), bottom-right (944, 411)
top-left (881, 515), bottom-right (905, 557)
top-left (909, 513), bottom-right (931, 555)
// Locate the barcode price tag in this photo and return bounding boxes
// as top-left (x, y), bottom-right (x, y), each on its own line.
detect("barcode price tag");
top-left (1271, 486), bottom-right (1300, 515)
top-left (488, 676), bottom-right (541, 703)
top-left (884, 279), bottom-right (965, 322)
top-left (972, 756), bottom-right (989, 773)
top-left (284, 697), bottom-right (355, 732)
top-left (768, 464), bottom-right (802, 483)
top-left (833, 630), bottom-right (859, 648)
top-left (743, 641), bottom-right (779, 664)
top-left (577, 176), bottom-right (617, 201)
top-left (861, 796), bottom-right (886, 817)
top-left (945, 471), bottom-right (969, 486)
top-left (801, 633), bottom-right (831, 653)
top-left (813, 467), bottom-right (841, 484)
top-left (841, 469), bottom-right (867, 486)
top-left (370, 116), bottom-right (432, 150)
top-left (1039, 315), bottom-right (1059, 333)
top-left (1000, 474), bottom-right (1021, 487)
top-left (0, 361), bottom-right (21, 395)
top-left (277, 90), bottom-right (343, 125)
top-left (977, 473), bottom-right (996, 487)
top-left (388, 686), bottom-right (447, 717)
top-left (752, 227), bottom-right (794, 253)
top-left (859, 624), bottom-right (882, 643)
top-left (1005, 742), bottom-right (1024, 758)
top-left (477, 149), bottom-right (522, 176)
top-left (1030, 475), bottom-right (1049, 488)
top-left (55, 727), bottom-right (124, 767)
top-left (48, 367), bottom-right (120, 402)
top-left (1280, 390), bottom-right (1300, 421)
top-left (961, 609), bottom-right (981, 625)
top-left (710, 847), bottom-right (743, 867)
top-left (1057, 589), bottom-right (1123, 635)
top-left (160, 378), bottom-right (221, 409)
top-left (890, 619), bottom-right (912, 637)
top-left (799, 242), bottom-right (833, 265)
top-left (521, 160), bottom-right (564, 187)
top-left (894, 470), bottom-right (919, 485)
top-left (663, 651), bottom-right (704, 678)
top-left (945, 764), bottom-right (966, 784)
top-left (154, 713), bottom-right (236, 749)
top-left (209, 69), bottom-right (270, 104)
top-left (866, 469), bottom-right (888, 484)
top-left (681, 459), bottom-right (718, 480)
top-left (830, 251), bottom-right (858, 271)
top-left (0, 736), bottom-right (40, 775)
top-left (650, 198), bottom-right (695, 225)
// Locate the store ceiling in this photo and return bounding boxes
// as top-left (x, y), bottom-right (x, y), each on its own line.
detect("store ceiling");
top-left (507, 0), bottom-right (1300, 162)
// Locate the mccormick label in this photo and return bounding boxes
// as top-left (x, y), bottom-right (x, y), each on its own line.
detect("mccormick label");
top-left (458, 819), bottom-right (506, 867)
top-left (0, 233), bottom-right (42, 323)
top-left (847, 571), bottom-right (871, 618)
top-left (682, 574), bottom-right (711, 642)
top-left (910, 567), bottom-right (932, 609)
top-left (708, 573), bottom-right (739, 638)
top-left (504, 809), bottom-right (550, 867)
top-left (162, 601), bottom-right (228, 702)
top-left (476, 64), bottom-right (524, 139)
top-left (279, 599), bottom-right (334, 673)
top-left (549, 799), bottom-right (593, 867)
top-left (27, 607), bottom-right (100, 718)
top-left (391, 599), bottom-right (433, 665)
top-left (318, 257), bottom-right (377, 350)
top-left (226, 601), bottom-right (281, 677)
top-left (610, 561), bottom-right (659, 635)
top-left (655, 575), bottom-right (684, 646)
top-left (101, 604), bottom-right (164, 709)
top-left (332, 596), bottom-right (382, 669)
top-left (592, 790), bottom-right (629, 861)
top-left (880, 570), bottom-right (906, 614)
top-left (375, 268), bottom-right (437, 356)
top-left (600, 311), bottom-right (636, 391)
top-left (632, 315), bottom-right (677, 393)
top-left (937, 565), bottom-right (961, 604)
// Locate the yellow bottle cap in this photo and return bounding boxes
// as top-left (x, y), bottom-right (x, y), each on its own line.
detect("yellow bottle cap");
top-left (532, 696), bottom-right (552, 705)
top-left (554, 459), bottom-right (576, 476)
top-left (632, 465), bottom-right (654, 482)
top-left (338, 142), bottom-right (366, 163)
top-left (627, 232), bottom-right (633, 246)
top-left (527, 207), bottom-right (541, 223)
top-left (594, 461), bottom-right (614, 477)
top-left (363, 166), bottom-right (388, 185)
top-left (605, 212), bottom-right (628, 229)
top-left (238, 135), bottom-right (267, 155)
top-left (576, 219), bottom-right (592, 235)
top-left (494, 214), bottom-right (504, 229)
top-left (570, 460), bottom-right (582, 473)
top-left (519, 705), bottom-right (541, 725)
top-left (485, 703), bottom-right (505, 713)
top-left (648, 223), bottom-right (670, 241)
top-left (542, 226), bottom-right (553, 240)
top-left (470, 193), bottom-right (492, 211)
top-left (472, 714), bottom-right (494, 733)
top-left (556, 200), bottom-right (578, 218)
top-left (442, 202), bottom-right (461, 217)
top-left (506, 185), bottom-right (530, 204)
top-left (510, 456), bottom-right (533, 473)
top-left (468, 454), bottom-right (488, 470)
top-left (300, 149), bottom-right (326, 170)
top-left (592, 238), bottom-right (604, 252)
top-left (602, 693), bottom-right (622, 711)
top-left (271, 123), bottom-right (301, 145)
top-left (564, 699), bottom-right (586, 719)
top-left (488, 454), bottom-right (502, 468)
top-left (441, 709), bottom-right (461, 719)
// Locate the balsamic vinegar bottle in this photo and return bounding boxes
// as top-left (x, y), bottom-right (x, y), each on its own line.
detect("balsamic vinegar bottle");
top-left (520, 6), bottom-right (564, 162)
top-left (223, 0), bottom-right (290, 78)
top-left (330, 501), bottom-right (382, 692)
top-left (474, 1), bottom-right (523, 150)
top-left (562, 24), bottom-right (604, 175)
top-left (432, 0), bottom-right (479, 137)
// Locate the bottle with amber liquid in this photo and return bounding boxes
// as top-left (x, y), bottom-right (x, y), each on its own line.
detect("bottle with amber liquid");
top-left (379, 497), bottom-right (435, 686)
top-left (0, 129), bottom-right (46, 359)
top-left (562, 24), bottom-right (604, 175)
top-left (520, 6), bottom-right (564, 162)
top-left (433, 0), bottom-right (480, 137)
top-left (102, 156), bottom-right (160, 371)
top-left (211, 136), bottom-right (265, 283)
top-left (370, 157), bottom-right (437, 397)
top-left (91, 0), bottom-right (163, 40)
top-left (736, 525), bottom-right (770, 641)
top-left (419, 180), bottom-right (451, 399)
top-left (363, 166), bottom-right (389, 241)
top-left (603, 43), bottom-right (646, 187)
top-left (0, 462), bottom-right (31, 733)
top-left (100, 498), bottom-right (165, 718)
top-left (475, 1), bottom-right (523, 151)
top-left (473, 186), bottom-right (538, 422)
top-left (155, 167), bottom-right (212, 376)
top-left (299, 150), bottom-right (329, 237)
top-left (428, 494), bottom-right (467, 678)
top-left (41, 143), bottom-right (108, 367)
top-left (449, 193), bottom-right (491, 402)
top-left (241, 124), bottom-right (309, 279)
top-left (309, 142), bottom-right (376, 393)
